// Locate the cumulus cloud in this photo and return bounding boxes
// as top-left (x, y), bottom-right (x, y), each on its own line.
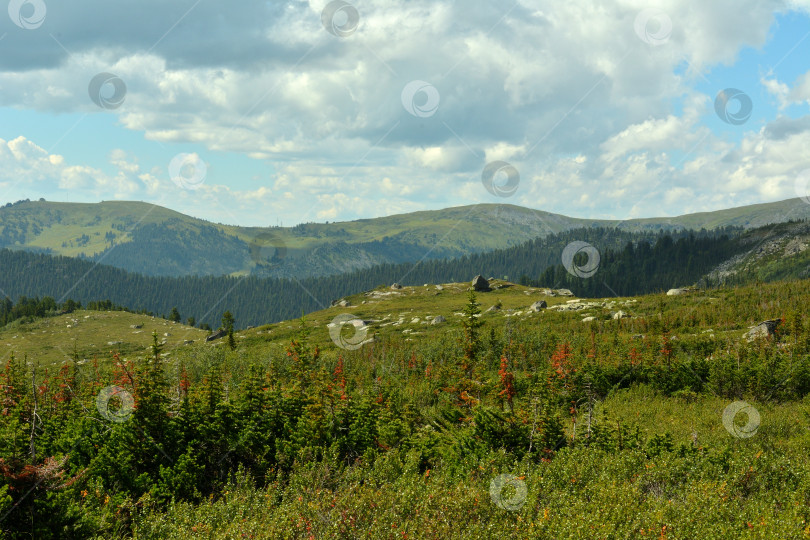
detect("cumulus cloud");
top-left (0, 0), bottom-right (809, 224)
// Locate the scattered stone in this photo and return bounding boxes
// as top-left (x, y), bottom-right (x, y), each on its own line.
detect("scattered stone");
top-left (164, 332), bottom-right (171, 337)
top-left (612, 310), bottom-right (629, 320)
top-left (130, 324), bottom-right (142, 329)
top-left (436, 285), bottom-right (443, 291)
top-left (582, 316), bottom-right (596, 322)
top-left (391, 283), bottom-right (402, 290)
top-left (107, 341), bottom-right (123, 346)
top-left (530, 300), bottom-right (547, 312)
top-left (431, 316), bottom-right (446, 325)
top-left (485, 305), bottom-right (501, 313)
top-left (472, 275), bottom-right (490, 291)
top-left (744, 319), bottom-right (781, 341)
top-left (556, 289), bottom-right (574, 297)
top-left (411, 318), bottom-right (420, 324)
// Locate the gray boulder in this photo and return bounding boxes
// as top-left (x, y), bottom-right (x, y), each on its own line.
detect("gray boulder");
top-left (530, 300), bottom-right (547, 312)
top-left (612, 310), bottom-right (629, 320)
top-left (556, 289), bottom-right (574, 297)
top-left (206, 328), bottom-right (227, 342)
top-left (391, 283), bottom-right (402, 290)
top-left (472, 275), bottom-right (490, 291)
top-left (431, 316), bottom-right (446, 325)
top-left (744, 319), bottom-right (781, 341)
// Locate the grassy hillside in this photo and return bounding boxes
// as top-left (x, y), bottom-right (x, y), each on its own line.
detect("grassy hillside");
top-left (3, 197), bottom-right (809, 278)
top-left (0, 310), bottom-right (208, 368)
top-left (2, 275), bottom-right (810, 537)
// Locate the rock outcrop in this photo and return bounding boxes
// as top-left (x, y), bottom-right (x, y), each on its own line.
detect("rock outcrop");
top-left (530, 300), bottom-right (547, 312)
top-left (744, 319), bottom-right (781, 341)
top-left (206, 328), bottom-right (227, 342)
top-left (472, 275), bottom-right (490, 291)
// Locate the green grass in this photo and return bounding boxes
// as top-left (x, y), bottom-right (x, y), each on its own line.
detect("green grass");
top-left (0, 309), bottom-right (208, 369)
top-left (4, 275), bottom-right (810, 538)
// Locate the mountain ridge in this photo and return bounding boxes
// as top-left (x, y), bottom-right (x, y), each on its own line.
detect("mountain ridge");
top-left (1, 197), bottom-right (808, 278)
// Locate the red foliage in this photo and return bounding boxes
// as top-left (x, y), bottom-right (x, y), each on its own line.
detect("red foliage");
top-left (497, 355), bottom-right (516, 409)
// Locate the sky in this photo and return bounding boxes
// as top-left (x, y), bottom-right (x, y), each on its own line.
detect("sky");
top-left (0, 0), bottom-right (809, 227)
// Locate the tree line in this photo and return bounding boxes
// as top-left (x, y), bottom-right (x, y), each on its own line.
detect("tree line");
top-left (0, 225), bottom-right (749, 328)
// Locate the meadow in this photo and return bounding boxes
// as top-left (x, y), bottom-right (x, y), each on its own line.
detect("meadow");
top-left (2, 278), bottom-right (810, 538)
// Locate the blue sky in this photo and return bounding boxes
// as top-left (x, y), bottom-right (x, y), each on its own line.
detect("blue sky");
top-left (1, 0), bottom-right (809, 226)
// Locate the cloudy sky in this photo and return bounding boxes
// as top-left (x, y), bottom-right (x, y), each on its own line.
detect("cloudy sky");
top-left (1, 0), bottom-right (809, 227)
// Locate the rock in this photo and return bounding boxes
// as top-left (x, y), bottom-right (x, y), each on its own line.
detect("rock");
top-left (485, 305), bottom-right (501, 313)
top-left (529, 300), bottom-right (547, 312)
top-left (337, 299), bottom-right (350, 307)
top-left (431, 316), bottom-right (446, 325)
top-left (206, 328), bottom-right (227, 342)
top-left (164, 332), bottom-right (171, 337)
top-left (390, 283), bottom-right (402, 290)
top-left (556, 289), bottom-right (574, 297)
top-left (435, 285), bottom-right (443, 290)
top-left (612, 310), bottom-right (629, 320)
top-left (107, 341), bottom-right (123, 346)
top-left (130, 324), bottom-right (142, 329)
top-left (582, 316), bottom-right (596, 322)
top-left (246, 325), bottom-right (255, 330)
top-left (744, 319), bottom-right (781, 341)
top-left (471, 275), bottom-right (490, 291)
top-left (666, 287), bottom-right (697, 296)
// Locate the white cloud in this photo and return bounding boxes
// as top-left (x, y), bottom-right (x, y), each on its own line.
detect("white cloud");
top-left (0, 0), bottom-right (809, 224)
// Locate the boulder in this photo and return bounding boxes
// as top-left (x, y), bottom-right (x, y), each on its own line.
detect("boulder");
top-left (582, 316), bottom-right (596, 322)
top-left (390, 283), bottom-right (402, 290)
top-left (206, 328), bottom-right (227, 342)
top-left (744, 319), bottom-right (781, 341)
top-left (529, 300), bottom-right (547, 312)
top-left (431, 316), bottom-right (446, 325)
top-left (556, 289), bottom-right (574, 297)
top-left (612, 310), bottom-right (629, 320)
top-left (485, 305), bottom-right (501, 313)
top-left (130, 324), bottom-right (142, 329)
top-left (472, 275), bottom-right (490, 291)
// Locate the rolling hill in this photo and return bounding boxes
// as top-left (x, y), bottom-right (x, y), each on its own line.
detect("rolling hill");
top-left (2, 197), bottom-right (810, 279)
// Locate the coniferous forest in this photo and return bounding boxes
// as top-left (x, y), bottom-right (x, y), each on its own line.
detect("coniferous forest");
top-left (0, 225), bottom-right (746, 329)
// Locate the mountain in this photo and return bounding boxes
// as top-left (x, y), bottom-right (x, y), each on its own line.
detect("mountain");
top-left (2, 197), bottom-right (810, 279)
top-left (0, 222), bottom-right (770, 329)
